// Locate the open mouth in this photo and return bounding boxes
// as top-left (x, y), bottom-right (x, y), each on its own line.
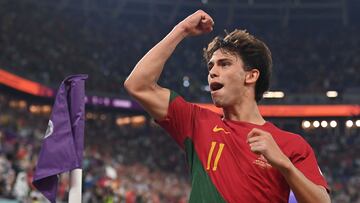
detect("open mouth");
top-left (210, 82), bottom-right (224, 92)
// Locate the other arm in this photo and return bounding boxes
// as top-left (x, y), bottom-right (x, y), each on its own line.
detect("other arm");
top-left (247, 128), bottom-right (330, 203)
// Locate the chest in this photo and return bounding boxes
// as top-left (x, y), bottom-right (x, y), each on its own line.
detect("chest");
top-left (188, 118), bottom-right (291, 202)
top-left (192, 119), bottom-right (288, 184)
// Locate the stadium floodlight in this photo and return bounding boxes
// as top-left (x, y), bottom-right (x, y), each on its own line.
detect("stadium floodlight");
top-left (263, 91), bottom-right (285, 99)
top-left (100, 114), bottom-right (106, 121)
top-left (302, 120), bottom-right (311, 129)
top-left (326, 91), bottom-right (338, 98)
top-left (42, 105), bottom-right (52, 114)
top-left (9, 100), bottom-right (17, 108)
top-left (356, 120), bottom-right (360, 127)
top-left (313, 121), bottom-right (320, 128)
top-left (183, 80), bottom-right (190, 87)
top-left (321, 121), bottom-right (328, 128)
top-left (18, 100), bottom-right (27, 109)
top-left (346, 120), bottom-right (354, 128)
top-left (116, 117), bottom-right (131, 126)
top-left (183, 76), bottom-right (190, 87)
top-left (131, 115), bottom-right (146, 125)
top-left (29, 105), bottom-right (40, 114)
top-left (330, 120), bottom-right (337, 128)
top-left (202, 85), bottom-right (211, 92)
top-left (86, 113), bottom-right (93, 119)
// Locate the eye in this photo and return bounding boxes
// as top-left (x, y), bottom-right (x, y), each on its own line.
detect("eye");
top-left (220, 61), bottom-right (231, 67)
top-left (207, 62), bottom-right (214, 71)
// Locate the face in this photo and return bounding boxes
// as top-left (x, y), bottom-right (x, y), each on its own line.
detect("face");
top-left (207, 49), bottom-right (251, 107)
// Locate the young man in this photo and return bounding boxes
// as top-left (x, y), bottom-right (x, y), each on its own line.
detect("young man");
top-left (124, 10), bottom-right (330, 203)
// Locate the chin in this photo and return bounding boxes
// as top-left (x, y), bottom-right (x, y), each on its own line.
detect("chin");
top-left (212, 97), bottom-right (235, 108)
top-left (212, 98), bottom-right (225, 108)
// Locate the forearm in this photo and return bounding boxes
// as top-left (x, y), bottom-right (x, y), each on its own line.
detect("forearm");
top-left (124, 25), bottom-right (187, 92)
top-left (279, 161), bottom-right (330, 203)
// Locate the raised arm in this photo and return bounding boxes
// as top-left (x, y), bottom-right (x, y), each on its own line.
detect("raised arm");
top-left (124, 10), bottom-right (214, 120)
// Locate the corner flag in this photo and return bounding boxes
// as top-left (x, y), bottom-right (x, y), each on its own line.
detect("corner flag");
top-left (33, 75), bottom-right (87, 203)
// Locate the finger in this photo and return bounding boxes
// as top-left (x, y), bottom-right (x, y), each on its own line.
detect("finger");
top-left (249, 142), bottom-right (263, 150)
top-left (208, 16), bottom-right (215, 26)
top-left (199, 11), bottom-right (213, 22)
top-left (201, 24), bottom-right (213, 33)
top-left (249, 143), bottom-right (264, 154)
top-left (247, 136), bottom-right (261, 144)
top-left (250, 147), bottom-right (262, 155)
top-left (201, 27), bottom-right (213, 34)
top-left (201, 15), bottom-right (214, 25)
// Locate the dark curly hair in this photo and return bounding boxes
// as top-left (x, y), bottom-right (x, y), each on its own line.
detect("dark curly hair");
top-left (203, 29), bottom-right (272, 102)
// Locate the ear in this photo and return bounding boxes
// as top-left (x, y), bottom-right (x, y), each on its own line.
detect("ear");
top-left (245, 69), bottom-right (260, 85)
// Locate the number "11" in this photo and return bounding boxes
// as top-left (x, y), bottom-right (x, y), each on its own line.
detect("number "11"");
top-left (206, 141), bottom-right (225, 171)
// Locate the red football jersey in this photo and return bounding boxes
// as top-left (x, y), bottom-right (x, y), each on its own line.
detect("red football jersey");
top-left (157, 93), bottom-right (329, 203)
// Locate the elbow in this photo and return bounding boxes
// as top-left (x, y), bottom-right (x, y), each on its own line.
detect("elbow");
top-left (123, 78), bottom-right (131, 92)
top-left (313, 187), bottom-right (331, 203)
top-left (312, 188), bottom-right (331, 203)
top-left (320, 186), bottom-right (331, 203)
top-left (323, 193), bottom-right (331, 203)
top-left (123, 77), bottom-right (154, 97)
top-left (123, 78), bottom-right (136, 95)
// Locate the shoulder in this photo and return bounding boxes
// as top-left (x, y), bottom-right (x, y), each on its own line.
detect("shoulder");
top-left (172, 92), bottom-right (220, 115)
top-left (266, 123), bottom-right (313, 153)
top-left (266, 122), bottom-right (303, 141)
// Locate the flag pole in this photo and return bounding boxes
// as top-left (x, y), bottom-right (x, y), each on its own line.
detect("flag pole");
top-left (68, 168), bottom-right (82, 203)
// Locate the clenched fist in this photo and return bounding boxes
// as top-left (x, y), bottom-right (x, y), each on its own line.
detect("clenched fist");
top-left (247, 128), bottom-right (291, 170)
top-left (176, 10), bottom-right (214, 37)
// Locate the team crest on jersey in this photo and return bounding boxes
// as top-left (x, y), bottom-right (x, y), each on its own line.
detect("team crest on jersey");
top-left (44, 120), bottom-right (54, 139)
top-left (253, 155), bottom-right (272, 169)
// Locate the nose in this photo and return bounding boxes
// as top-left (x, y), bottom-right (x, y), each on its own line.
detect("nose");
top-left (209, 66), bottom-right (219, 79)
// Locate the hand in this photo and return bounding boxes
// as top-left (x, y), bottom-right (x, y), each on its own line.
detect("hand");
top-left (247, 128), bottom-right (291, 170)
top-left (176, 10), bottom-right (214, 37)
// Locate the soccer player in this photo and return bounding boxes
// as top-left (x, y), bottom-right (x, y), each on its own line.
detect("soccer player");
top-left (124, 10), bottom-right (330, 203)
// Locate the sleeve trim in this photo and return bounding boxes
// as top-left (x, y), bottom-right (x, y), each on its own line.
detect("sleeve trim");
top-left (169, 90), bottom-right (179, 103)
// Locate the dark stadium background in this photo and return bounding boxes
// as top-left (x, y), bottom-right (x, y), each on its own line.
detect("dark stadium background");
top-left (0, 0), bottom-right (359, 202)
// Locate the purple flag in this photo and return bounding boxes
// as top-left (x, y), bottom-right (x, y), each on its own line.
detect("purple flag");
top-left (289, 190), bottom-right (297, 203)
top-left (33, 75), bottom-right (87, 203)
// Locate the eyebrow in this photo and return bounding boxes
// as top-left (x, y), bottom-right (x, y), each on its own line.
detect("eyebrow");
top-left (208, 58), bottom-right (233, 66)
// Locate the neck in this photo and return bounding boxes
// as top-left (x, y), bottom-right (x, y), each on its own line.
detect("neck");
top-left (222, 99), bottom-right (265, 125)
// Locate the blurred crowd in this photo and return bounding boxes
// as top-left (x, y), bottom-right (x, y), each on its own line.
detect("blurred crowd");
top-left (0, 1), bottom-right (359, 103)
top-left (0, 94), bottom-right (190, 203)
top-left (303, 129), bottom-right (360, 203)
top-left (1, 94), bottom-right (360, 202)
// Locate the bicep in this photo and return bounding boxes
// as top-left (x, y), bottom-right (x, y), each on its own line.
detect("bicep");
top-left (128, 85), bottom-right (171, 120)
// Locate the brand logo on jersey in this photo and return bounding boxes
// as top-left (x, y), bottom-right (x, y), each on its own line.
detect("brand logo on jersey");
top-left (253, 155), bottom-right (272, 169)
top-left (212, 125), bottom-right (230, 134)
